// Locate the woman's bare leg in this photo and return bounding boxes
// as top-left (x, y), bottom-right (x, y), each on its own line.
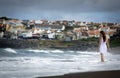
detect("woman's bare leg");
top-left (100, 53), bottom-right (104, 62)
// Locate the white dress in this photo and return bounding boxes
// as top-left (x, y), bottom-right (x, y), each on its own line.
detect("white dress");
top-left (99, 38), bottom-right (107, 54)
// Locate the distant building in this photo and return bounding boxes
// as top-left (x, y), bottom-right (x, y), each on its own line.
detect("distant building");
top-left (34, 24), bottom-right (65, 31)
top-left (88, 30), bottom-right (100, 38)
top-left (22, 20), bottom-right (30, 27)
top-left (35, 20), bottom-right (43, 24)
top-left (6, 20), bottom-right (25, 31)
top-left (80, 22), bottom-right (87, 26)
top-left (68, 20), bottom-right (75, 26)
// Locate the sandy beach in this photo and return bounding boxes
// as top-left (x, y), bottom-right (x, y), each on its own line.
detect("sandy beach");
top-left (36, 70), bottom-right (120, 78)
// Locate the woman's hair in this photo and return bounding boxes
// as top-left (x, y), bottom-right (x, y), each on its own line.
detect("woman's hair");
top-left (100, 31), bottom-right (106, 42)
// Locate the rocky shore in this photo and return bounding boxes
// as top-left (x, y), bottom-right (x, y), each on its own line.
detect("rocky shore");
top-left (0, 39), bottom-right (98, 51)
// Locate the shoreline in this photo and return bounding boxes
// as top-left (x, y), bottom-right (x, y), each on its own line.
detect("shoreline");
top-left (36, 70), bottom-right (120, 78)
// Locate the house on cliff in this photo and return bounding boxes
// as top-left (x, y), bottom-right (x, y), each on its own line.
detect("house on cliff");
top-left (88, 30), bottom-right (100, 38)
top-left (4, 20), bottom-right (25, 39)
top-left (33, 24), bottom-right (65, 32)
top-left (29, 24), bottom-right (65, 40)
top-left (6, 20), bottom-right (25, 32)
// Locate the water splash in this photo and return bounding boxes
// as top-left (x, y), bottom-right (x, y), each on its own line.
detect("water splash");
top-left (4, 48), bottom-right (17, 54)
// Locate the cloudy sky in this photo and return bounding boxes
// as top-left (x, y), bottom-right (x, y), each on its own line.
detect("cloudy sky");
top-left (0, 0), bottom-right (120, 22)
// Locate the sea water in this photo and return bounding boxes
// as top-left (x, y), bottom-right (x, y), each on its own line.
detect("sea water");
top-left (0, 48), bottom-right (120, 78)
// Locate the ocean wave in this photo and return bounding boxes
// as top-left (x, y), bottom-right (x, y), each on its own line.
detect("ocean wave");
top-left (50, 50), bottom-right (64, 53)
top-left (3, 48), bottom-right (17, 54)
top-left (27, 49), bottom-right (64, 53)
top-left (76, 51), bottom-right (98, 55)
top-left (27, 49), bottom-right (50, 53)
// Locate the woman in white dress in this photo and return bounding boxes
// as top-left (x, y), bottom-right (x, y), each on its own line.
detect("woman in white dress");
top-left (98, 31), bottom-right (110, 62)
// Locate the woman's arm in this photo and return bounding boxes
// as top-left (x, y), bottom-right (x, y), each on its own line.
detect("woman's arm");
top-left (98, 36), bottom-right (102, 52)
top-left (106, 38), bottom-right (110, 52)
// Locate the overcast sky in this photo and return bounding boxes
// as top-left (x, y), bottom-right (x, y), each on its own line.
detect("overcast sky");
top-left (0, 0), bottom-right (120, 22)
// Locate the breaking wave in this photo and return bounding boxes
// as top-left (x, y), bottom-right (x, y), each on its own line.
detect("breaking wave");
top-left (0, 48), bottom-right (97, 57)
top-left (4, 48), bottom-right (17, 54)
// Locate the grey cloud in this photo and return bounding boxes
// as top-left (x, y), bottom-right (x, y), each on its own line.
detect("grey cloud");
top-left (0, 0), bottom-right (120, 13)
top-left (0, 0), bottom-right (120, 22)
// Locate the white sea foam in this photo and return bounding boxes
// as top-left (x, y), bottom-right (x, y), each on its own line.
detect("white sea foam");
top-left (27, 49), bottom-right (50, 53)
top-left (27, 49), bottom-right (64, 53)
top-left (76, 51), bottom-right (98, 55)
top-left (0, 49), bottom-right (120, 78)
top-left (4, 48), bottom-right (17, 54)
top-left (50, 50), bottom-right (64, 53)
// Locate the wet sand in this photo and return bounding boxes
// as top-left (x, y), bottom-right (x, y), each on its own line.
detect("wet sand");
top-left (36, 70), bottom-right (120, 78)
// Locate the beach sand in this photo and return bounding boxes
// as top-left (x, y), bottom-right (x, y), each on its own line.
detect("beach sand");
top-left (36, 70), bottom-right (120, 78)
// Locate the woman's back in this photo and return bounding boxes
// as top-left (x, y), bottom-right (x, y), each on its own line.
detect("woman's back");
top-left (99, 38), bottom-right (107, 53)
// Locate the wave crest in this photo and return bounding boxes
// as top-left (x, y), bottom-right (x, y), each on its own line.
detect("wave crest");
top-left (4, 48), bottom-right (17, 54)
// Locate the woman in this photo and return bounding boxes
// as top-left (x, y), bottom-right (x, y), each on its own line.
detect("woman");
top-left (98, 31), bottom-right (110, 62)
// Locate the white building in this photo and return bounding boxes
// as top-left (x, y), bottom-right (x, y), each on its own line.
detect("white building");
top-left (35, 20), bottom-right (43, 24)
